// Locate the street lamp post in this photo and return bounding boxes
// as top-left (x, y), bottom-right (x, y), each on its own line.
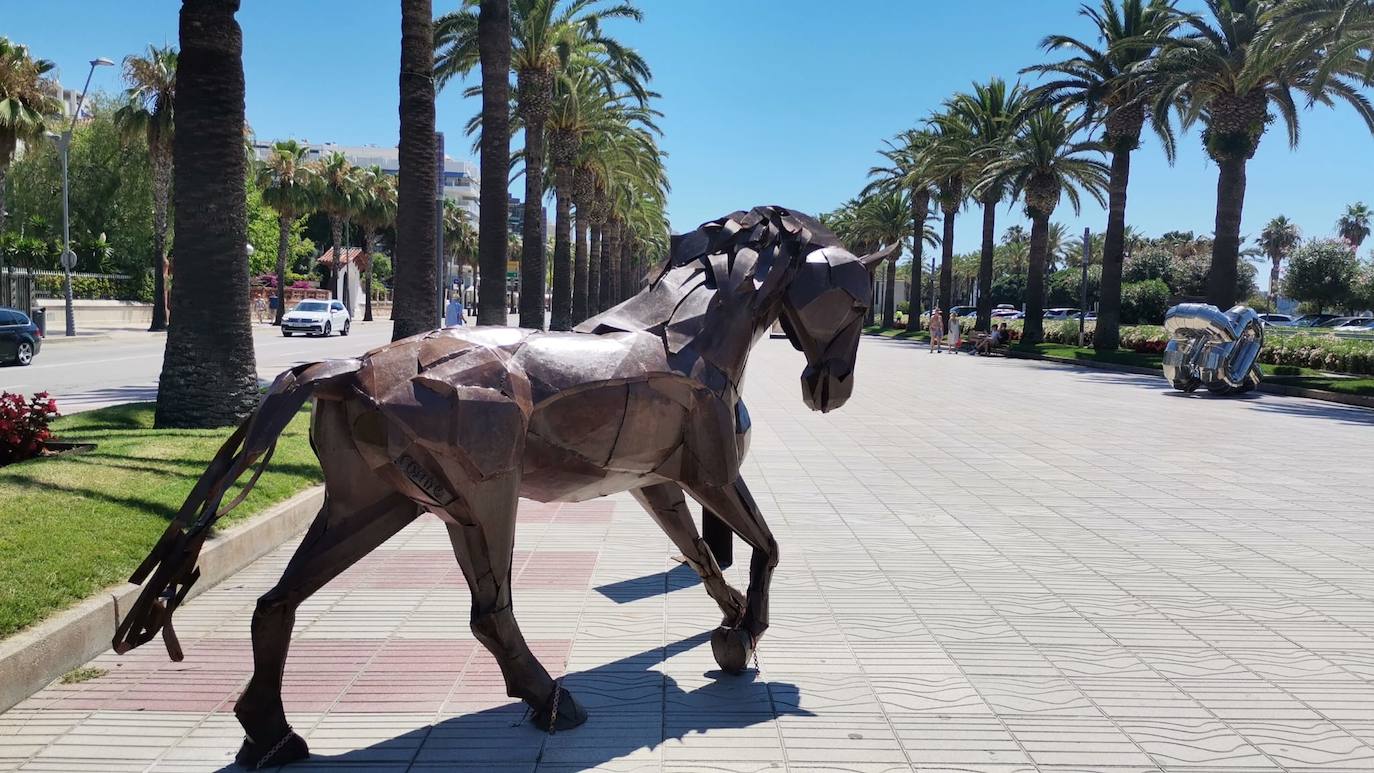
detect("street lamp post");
top-left (54, 57), bottom-right (115, 337)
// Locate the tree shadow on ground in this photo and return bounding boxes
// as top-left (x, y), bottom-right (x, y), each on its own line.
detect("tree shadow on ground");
top-left (216, 633), bottom-right (811, 771)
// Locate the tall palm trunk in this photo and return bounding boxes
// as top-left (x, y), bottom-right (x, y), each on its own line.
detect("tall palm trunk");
top-left (328, 216), bottom-right (345, 300)
top-left (1268, 256), bottom-right (1281, 308)
top-left (975, 198), bottom-right (996, 332)
top-left (394, 0), bottom-right (438, 340)
top-left (1095, 147), bottom-right (1132, 350)
top-left (572, 194), bottom-right (590, 322)
top-left (273, 214), bottom-right (290, 325)
top-left (906, 190), bottom-right (928, 332)
top-left (620, 234), bottom-right (633, 301)
top-left (362, 226), bottom-right (375, 322)
top-left (549, 159), bottom-right (573, 330)
top-left (882, 248), bottom-right (900, 328)
top-left (0, 160), bottom-right (9, 235)
top-left (939, 205), bottom-right (956, 326)
top-left (1024, 214), bottom-right (1050, 344)
top-left (148, 146), bottom-right (173, 331)
top-left (517, 68), bottom-right (551, 330)
top-left (604, 219), bottom-right (621, 310)
top-left (155, 0), bottom-right (257, 429)
top-left (1208, 155), bottom-right (1246, 309)
top-left (588, 222), bottom-right (602, 314)
top-left (476, 0), bottom-right (510, 325)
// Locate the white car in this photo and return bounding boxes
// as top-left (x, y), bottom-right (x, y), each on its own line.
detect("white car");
top-left (1042, 308), bottom-right (1082, 320)
top-left (1257, 313), bottom-right (1293, 326)
top-left (1331, 317), bottom-right (1374, 331)
top-left (282, 299), bottom-right (351, 337)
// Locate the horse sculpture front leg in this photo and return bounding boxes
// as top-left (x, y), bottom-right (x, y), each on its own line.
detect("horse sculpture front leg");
top-left (631, 483), bottom-right (747, 627)
top-left (683, 476), bottom-right (778, 673)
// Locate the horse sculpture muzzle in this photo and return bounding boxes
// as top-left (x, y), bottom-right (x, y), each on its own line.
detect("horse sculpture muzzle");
top-left (801, 360), bottom-right (853, 413)
top-left (1161, 303), bottom-right (1264, 395)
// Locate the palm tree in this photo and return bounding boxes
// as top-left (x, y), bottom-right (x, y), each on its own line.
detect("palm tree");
top-left (1147, 0), bottom-right (1374, 309)
top-left (395, 0), bottom-right (439, 339)
top-left (436, 0), bottom-right (649, 329)
top-left (869, 128), bottom-right (938, 332)
top-left (921, 111), bottom-right (978, 327)
top-left (0, 38), bottom-right (61, 235)
top-left (1257, 215), bottom-right (1299, 307)
top-left (256, 140), bottom-right (318, 325)
top-left (315, 151), bottom-right (360, 304)
top-left (952, 78), bottom-right (1027, 332)
top-left (155, 0), bottom-right (258, 428)
top-left (1337, 202), bottom-right (1371, 249)
top-left (112, 45), bottom-right (179, 332)
top-left (355, 166), bottom-right (398, 323)
top-left (1025, 0), bottom-right (1179, 350)
top-left (984, 108), bottom-right (1109, 343)
top-left (443, 198), bottom-right (479, 304)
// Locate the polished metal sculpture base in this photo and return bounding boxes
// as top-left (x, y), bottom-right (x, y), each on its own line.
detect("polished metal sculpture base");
top-left (1161, 303), bottom-right (1263, 395)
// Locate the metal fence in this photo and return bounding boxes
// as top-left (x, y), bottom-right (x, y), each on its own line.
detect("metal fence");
top-left (1, 265), bottom-right (35, 312)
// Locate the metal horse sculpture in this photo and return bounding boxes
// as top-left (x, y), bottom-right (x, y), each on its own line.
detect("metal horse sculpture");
top-left (112, 206), bottom-right (890, 768)
top-left (1161, 303), bottom-right (1264, 395)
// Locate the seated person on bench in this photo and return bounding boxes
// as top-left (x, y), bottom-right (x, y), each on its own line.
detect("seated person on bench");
top-left (975, 323), bottom-right (1010, 355)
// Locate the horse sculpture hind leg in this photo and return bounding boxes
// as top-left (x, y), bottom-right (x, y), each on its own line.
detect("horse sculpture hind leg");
top-left (233, 400), bottom-right (420, 768)
top-left (439, 478), bottom-right (587, 731)
top-left (682, 477), bottom-right (778, 674)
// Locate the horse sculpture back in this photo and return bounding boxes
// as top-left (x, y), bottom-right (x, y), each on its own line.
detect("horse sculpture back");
top-left (113, 205), bottom-right (888, 768)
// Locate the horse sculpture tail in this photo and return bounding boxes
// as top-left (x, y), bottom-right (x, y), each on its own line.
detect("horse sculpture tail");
top-left (112, 358), bottom-right (361, 661)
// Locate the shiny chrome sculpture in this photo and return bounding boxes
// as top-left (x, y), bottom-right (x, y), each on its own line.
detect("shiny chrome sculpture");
top-left (1161, 303), bottom-right (1263, 394)
top-left (112, 206), bottom-right (891, 768)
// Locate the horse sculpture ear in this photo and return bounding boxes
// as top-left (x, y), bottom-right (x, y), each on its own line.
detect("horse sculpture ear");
top-left (858, 243), bottom-right (898, 272)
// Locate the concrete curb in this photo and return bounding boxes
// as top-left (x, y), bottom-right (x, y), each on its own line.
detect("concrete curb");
top-left (0, 486), bottom-right (324, 715)
top-left (1005, 350), bottom-right (1374, 410)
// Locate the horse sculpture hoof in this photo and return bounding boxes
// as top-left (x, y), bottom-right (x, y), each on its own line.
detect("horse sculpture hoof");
top-left (532, 685), bottom-right (588, 732)
top-left (711, 626), bottom-right (754, 674)
top-left (234, 730), bottom-right (309, 769)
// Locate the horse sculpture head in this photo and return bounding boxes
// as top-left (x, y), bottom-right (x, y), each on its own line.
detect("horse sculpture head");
top-left (777, 230), bottom-right (893, 413)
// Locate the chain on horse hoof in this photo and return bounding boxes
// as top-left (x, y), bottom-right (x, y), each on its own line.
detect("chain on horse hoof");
top-left (711, 626), bottom-right (754, 674)
top-left (532, 683), bottom-right (589, 733)
top-left (234, 728), bottom-right (309, 769)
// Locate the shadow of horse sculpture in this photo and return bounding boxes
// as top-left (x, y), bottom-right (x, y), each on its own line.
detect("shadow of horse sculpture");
top-left (212, 633), bottom-right (812, 772)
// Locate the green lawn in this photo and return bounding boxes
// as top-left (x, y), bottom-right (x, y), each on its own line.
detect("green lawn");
top-left (1014, 343), bottom-right (1374, 397)
top-left (0, 402), bottom-right (321, 639)
top-left (863, 325), bottom-right (930, 342)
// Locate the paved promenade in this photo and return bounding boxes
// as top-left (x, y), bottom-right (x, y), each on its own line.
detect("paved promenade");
top-left (4, 335), bottom-right (1374, 772)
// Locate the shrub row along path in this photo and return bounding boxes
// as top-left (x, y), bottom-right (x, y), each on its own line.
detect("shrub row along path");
top-left (0, 321), bottom-right (397, 413)
top-left (4, 336), bottom-right (1374, 770)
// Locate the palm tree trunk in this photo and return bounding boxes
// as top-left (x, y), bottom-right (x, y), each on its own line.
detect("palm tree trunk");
top-left (600, 221), bottom-right (616, 311)
top-left (363, 226), bottom-right (375, 322)
top-left (882, 248), bottom-right (900, 328)
top-left (588, 223), bottom-right (602, 314)
top-left (394, 0), bottom-right (438, 340)
top-left (1024, 214), bottom-right (1049, 344)
top-left (619, 233), bottom-right (632, 302)
top-left (273, 214), bottom-right (290, 325)
top-left (1208, 155), bottom-right (1247, 309)
top-left (939, 206), bottom-right (955, 326)
top-left (329, 216), bottom-right (344, 300)
top-left (0, 161), bottom-right (8, 236)
top-left (975, 199), bottom-right (996, 332)
top-left (518, 77), bottom-right (548, 330)
top-left (476, 0), bottom-right (510, 326)
top-left (155, 0), bottom-right (258, 429)
top-left (1268, 256), bottom-right (1281, 309)
top-left (907, 191), bottom-right (928, 332)
top-left (1095, 147), bottom-right (1131, 350)
top-left (573, 202), bottom-right (589, 323)
top-left (550, 164), bottom-right (573, 330)
top-left (148, 147), bottom-right (172, 331)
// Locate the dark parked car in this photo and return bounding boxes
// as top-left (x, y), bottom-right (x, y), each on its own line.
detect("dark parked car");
top-left (1290, 313), bottom-right (1341, 327)
top-left (0, 307), bottom-right (42, 366)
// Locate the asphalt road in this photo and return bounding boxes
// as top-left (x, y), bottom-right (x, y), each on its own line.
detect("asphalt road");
top-left (0, 321), bottom-right (397, 413)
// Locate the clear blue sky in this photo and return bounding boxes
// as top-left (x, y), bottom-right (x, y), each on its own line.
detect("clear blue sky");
top-left (7, 0), bottom-right (1372, 284)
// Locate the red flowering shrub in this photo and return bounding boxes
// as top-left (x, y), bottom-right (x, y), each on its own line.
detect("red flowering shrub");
top-left (0, 391), bottom-right (61, 466)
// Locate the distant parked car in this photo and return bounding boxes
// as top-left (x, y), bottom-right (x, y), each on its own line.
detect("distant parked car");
top-left (281, 299), bottom-right (351, 337)
top-left (1257, 313), bottom-right (1293, 326)
top-left (1290, 313), bottom-right (1341, 327)
top-left (1313, 315), bottom-right (1356, 328)
top-left (0, 307), bottom-right (42, 366)
top-left (1330, 317), bottom-right (1374, 331)
top-left (991, 308), bottom-right (1023, 319)
top-left (949, 305), bottom-right (977, 318)
top-left (1042, 308), bottom-right (1082, 320)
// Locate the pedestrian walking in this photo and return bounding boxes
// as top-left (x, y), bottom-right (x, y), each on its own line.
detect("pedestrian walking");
top-left (929, 307), bottom-right (944, 353)
top-left (948, 311), bottom-right (962, 353)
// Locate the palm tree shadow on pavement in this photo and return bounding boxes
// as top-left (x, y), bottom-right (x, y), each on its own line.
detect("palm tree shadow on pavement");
top-left (215, 632), bottom-right (811, 771)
